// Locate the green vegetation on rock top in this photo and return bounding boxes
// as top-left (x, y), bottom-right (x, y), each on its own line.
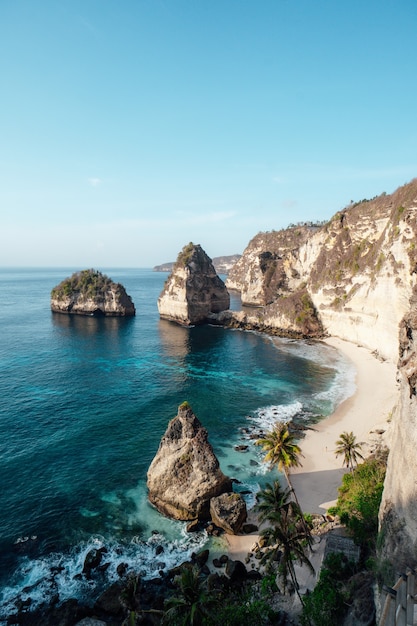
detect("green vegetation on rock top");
top-left (51, 269), bottom-right (118, 300)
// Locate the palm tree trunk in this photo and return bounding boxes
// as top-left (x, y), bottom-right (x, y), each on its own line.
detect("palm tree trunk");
top-left (284, 468), bottom-right (312, 545)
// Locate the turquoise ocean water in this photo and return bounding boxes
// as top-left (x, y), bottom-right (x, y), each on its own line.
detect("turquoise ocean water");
top-left (0, 268), bottom-right (355, 620)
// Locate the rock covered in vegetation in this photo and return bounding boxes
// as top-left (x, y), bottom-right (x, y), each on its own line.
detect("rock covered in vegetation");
top-left (157, 243), bottom-right (230, 325)
top-left (50, 269), bottom-right (135, 316)
top-left (209, 492), bottom-right (247, 534)
top-left (153, 253), bottom-right (241, 275)
top-left (147, 403), bottom-right (232, 520)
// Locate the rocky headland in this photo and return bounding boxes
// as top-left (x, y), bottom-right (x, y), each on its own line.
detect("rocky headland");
top-left (221, 178), bottom-right (417, 573)
top-left (157, 242), bottom-right (230, 325)
top-left (225, 181), bottom-right (417, 359)
top-left (50, 269), bottom-right (135, 317)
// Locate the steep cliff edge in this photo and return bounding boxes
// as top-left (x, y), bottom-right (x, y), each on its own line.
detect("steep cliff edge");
top-left (226, 179), bottom-right (417, 361)
top-left (51, 269), bottom-right (135, 316)
top-left (226, 178), bottom-right (417, 572)
top-left (379, 284), bottom-right (417, 570)
top-left (157, 242), bottom-right (230, 325)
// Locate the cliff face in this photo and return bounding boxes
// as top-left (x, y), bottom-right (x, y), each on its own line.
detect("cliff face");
top-left (226, 178), bottom-right (417, 571)
top-left (157, 243), bottom-right (230, 325)
top-left (226, 180), bottom-right (417, 360)
top-left (379, 285), bottom-right (417, 570)
top-left (51, 269), bottom-right (135, 316)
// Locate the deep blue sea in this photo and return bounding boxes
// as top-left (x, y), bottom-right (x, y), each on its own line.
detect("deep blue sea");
top-left (0, 268), bottom-right (355, 621)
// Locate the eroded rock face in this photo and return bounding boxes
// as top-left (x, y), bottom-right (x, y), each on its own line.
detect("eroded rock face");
top-left (210, 493), bottom-right (247, 535)
top-left (157, 243), bottom-right (230, 325)
top-left (379, 285), bottom-right (417, 570)
top-left (147, 404), bottom-right (232, 520)
top-left (226, 179), bottom-right (417, 360)
top-left (51, 269), bottom-right (135, 317)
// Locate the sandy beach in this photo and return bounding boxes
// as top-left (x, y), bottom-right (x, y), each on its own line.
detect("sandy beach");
top-left (226, 336), bottom-right (399, 559)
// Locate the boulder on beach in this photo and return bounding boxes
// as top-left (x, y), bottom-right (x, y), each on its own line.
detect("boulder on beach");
top-left (209, 492), bottom-right (247, 534)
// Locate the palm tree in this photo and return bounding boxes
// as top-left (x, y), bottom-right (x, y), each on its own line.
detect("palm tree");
top-left (162, 564), bottom-right (217, 625)
top-left (256, 480), bottom-right (292, 525)
top-left (335, 431), bottom-right (364, 472)
top-left (258, 490), bottom-right (314, 605)
top-left (256, 422), bottom-right (311, 541)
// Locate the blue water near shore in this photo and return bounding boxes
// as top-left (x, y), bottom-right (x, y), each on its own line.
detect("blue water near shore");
top-left (0, 268), bottom-right (355, 620)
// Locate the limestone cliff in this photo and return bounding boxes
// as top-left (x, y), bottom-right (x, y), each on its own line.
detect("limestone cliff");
top-left (157, 242), bottom-right (230, 325)
top-left (379, 284), bottom-right (417, 570)
top-left (51, 269), bottom-right (135, 316)
top-left (226, 179), bottom-right (417, 361)
top-left (225, 178), bottom-right (417, 572)
top-left (147, 403), bottom-right (232, 520)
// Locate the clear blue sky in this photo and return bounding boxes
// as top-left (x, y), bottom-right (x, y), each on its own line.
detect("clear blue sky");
top-left (1, 0), bottom-right (416, 268)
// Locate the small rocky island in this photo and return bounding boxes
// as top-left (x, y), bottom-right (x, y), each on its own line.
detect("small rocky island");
top-left (147, 402), bottom-right (246, 528)
top-left (157, 242), bottom-right (230, 325)
top-left (50, 269), bottom-right (136, 316)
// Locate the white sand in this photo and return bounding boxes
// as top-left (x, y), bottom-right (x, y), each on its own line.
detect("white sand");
top-left (227, 336), bottom-right (399, 558)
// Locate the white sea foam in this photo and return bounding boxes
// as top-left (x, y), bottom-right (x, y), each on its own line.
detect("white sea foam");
top-left (0, 529), bottom-right (208, 624)
top-left (270, 336), bottom-right (357, 414)
top-left (249, 401), bottom-right (304, 433)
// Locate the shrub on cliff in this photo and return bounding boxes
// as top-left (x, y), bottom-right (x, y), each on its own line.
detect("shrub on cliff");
top-left (328, 456), bottom-right (386, 549)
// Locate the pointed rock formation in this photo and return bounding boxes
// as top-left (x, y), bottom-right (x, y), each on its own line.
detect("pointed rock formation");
top-left (147, 403), bottom-right (232, 521)
top-left (50, 269), bottom-right (135, 317)
top-left (157, 243), bottom-right (230, 325)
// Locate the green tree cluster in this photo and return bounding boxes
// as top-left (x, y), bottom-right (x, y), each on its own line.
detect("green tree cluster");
top-left (329, 457), bottom-right (386, 548)
top-left (301, 553), bottom-right (356, 626)
top-left (255, 480), bottom-right (313, 605)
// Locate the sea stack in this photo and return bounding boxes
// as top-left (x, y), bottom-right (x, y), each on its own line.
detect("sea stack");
top-left (50, 269), bottom-right (135, 316)
top-left (157, 242), bottom-right (230, 325)
top-left (147, 402), bottom-right (232, 521)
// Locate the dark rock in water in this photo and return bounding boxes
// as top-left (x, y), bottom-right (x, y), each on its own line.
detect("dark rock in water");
top-left (186, 519), bottom-right (200, 533)
top-left (212, 558), bottom-right (222, 568)
top-left (250, 459), bottom-right (259, 466)
top-left (13, 598), bottom-right (87, 626)
top-left (82, 547), bottom-right (107, 578)
top-left (219, 554), bottom-right (229, 564)
top-left (191, 548), bottom-right (210, 568)
top-left (155, 544), bottom-right (164, 555)
top-left (12, 535), bottom-right (39, 556)
top-left (210, 492), bottom-right (247, 534)
top-left (206, 523), bottom-right (222, 536)
top-left (50, 269), bottom-right (135, 317)
top-left (116, 562), bottom-right (128, 577)
top-left (147, 403), bottom-right (232, 520)
top-left (234, 444), bottom-right (248, 452)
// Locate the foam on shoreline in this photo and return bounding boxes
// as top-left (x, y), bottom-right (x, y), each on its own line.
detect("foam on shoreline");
top-left (227, 337), bottom-right (399, 559)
